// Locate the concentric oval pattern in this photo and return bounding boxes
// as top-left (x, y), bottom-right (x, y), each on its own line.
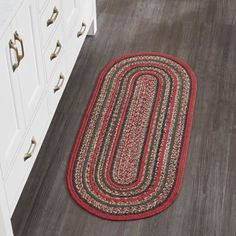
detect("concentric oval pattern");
top-left (67, 52), bottom-right (197, 220)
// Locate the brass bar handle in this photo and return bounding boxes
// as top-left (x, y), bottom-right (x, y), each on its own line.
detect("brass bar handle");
top-left (77, 22), bottom-right (87, 37)
top-left (9, 39), bottom-right (20, 72)
top-left (54, 73), bottom-right (65, 93)
top-left (24, 137), bottom-right (37, 161)
top-left (47, 7), bottom-right (59, 27)
top-left (50, 40), bottom-right (62, 60)
top-left (14, 31), bottom-right (24, 62)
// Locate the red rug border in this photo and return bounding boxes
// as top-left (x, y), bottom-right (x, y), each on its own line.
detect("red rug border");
top-left (66, 52), bottom-right (197, 221)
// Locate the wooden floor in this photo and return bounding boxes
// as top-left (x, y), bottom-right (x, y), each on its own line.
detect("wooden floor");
top-left (12, 0), bottom-right (236, 235)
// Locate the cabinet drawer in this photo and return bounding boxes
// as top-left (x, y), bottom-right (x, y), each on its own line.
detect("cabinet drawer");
top-left (78, 0), bottom-right (94, 24)
top-left (5, 97), bottom-right (49, 213)
top-left (40, 0), bottom-right (61, 48)
top-left (48, 59), bottom-right (67, 115)
top-left (43, 23), bottom-right (64, 79)
top-left (62, 0), bottom-right (79, 39)
top-left (65, 19), bottom-right (89, 75)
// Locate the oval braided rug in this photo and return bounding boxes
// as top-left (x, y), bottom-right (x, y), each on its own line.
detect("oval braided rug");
top-left (67, 52), bottom-right (197, 221)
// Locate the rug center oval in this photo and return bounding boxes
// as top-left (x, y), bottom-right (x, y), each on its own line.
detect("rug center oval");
top-left (112, 75), bottom-right (158, 186)
top-left (67, 52), bottom-right (197, 221)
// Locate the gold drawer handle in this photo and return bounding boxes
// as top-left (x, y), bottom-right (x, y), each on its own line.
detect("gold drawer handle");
top-left (77, 22), bottom-right (86, 37)
top-left (9, 31), bottom-right (24, 72)
top-left (9, 39), bottom-right (20, 72)
top-left (24, 137), bottom-right (37, 161)
top-left (47, 7), bottom-right (59, 27)
top-left (14, 31), bottom-right (24, 62)
top-left (54, 73), bottom-right (65, 93)
top-left (50, 40), bottom-right (62, 60)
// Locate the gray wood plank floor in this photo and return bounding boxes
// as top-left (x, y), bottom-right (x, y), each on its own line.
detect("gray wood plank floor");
top-left (12, 0), bottom-right (236, 235)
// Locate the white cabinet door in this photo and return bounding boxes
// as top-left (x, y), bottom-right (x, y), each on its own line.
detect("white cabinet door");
top-left (12, 1), bottom-right (44, 125)
top-left (0, 32), bottom-right (25, 178)
top-left (0, 1), bottom-right (44, 178)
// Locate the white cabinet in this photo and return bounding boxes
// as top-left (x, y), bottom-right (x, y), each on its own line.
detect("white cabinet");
top-left (0, 0), bottom-right (97, 234)
top-left (0, 0), bottom-right (47, 214)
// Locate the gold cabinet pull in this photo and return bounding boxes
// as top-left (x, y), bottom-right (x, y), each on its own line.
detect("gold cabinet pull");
top-left (54, 73), bottom-right (65, 93)
top-left (24, 137), bottom-right (37, 161)
top-left (77, 22), bottom-right (87, 37)
top-left (9, 39), bottom-right (20, 72)
top-left (9, 31), bottom-right (24, 72)
top-left (50, 40), bottom-right (62, 60)
top-left (14, 31), bottom-right (24, 62)
top-left (47, 7), bottom-right (59, 27)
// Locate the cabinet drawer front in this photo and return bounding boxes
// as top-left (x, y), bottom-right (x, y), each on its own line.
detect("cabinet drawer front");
top-left (5, 97), bottom-right (49, 214)
top-left (48, 59), bottom-right (67, 115)
top-left (62, 0), bottom-right (79, 38)
top-left (44, 24), bottom-right (64, 80)
top-left (65, 19), bottom-right (90, 75)
top-left (78, 0), bottom-right (94, 24)
top-left (65, 1), bottom-right (93, 75)
top-left (40, 0), bottom-right (62, 49)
